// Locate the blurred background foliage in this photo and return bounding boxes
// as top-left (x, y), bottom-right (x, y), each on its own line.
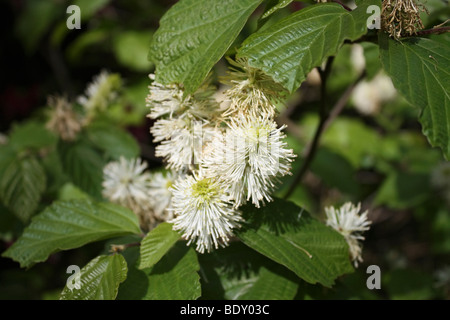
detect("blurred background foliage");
top-left (0, 0), bottom-right (449, 300)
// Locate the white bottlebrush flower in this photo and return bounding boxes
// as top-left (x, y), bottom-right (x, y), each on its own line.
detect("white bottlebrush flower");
top-left (351, 44), bottom-right (366, 75)
top-left (169, 173), bottom-right (242, 253)
top-left (148, 171), bottom-right (177, 221)
top-left (325, 202), bottom-right (372, 267)
top-left (102, 157), bottom-right (153, 226)
top-left (352, 73), bottom-right (397, 115)
top-left (153, 118), bottom-right (221, 171)
top-left (202, 116), bottom-right (295, 208)
top-left (221, 58), bottom-right (285, 118)
top-left (146, 74), bottom-right (185, 119)
top-left (46, 96), bottom-right (84, 141)
top-left (146, 74), bottom-right (219, 121)
top-left (150, 117), bottom-right (187, 143)
top-left (78, 70), bottom-right (122, 116)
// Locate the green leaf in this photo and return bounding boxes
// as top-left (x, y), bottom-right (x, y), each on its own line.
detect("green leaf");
top-left (237, 198), bottom-right (354, 287)
top-left (379, 34), bottom-right (450, 159)
top-left (15, 1), bottom-right (62, 53)
top-left (139, 222), bottom-right (181, 270)
top-left (374, 171), bottom-right (431, 209)
top-left (199, 242), bottom-right (298, 300)
top-left (239, 266), bottom-right (298, 299)
top-left (2, 199), bottom-right (141, 268)
top-left (86, 123), bottom-right (140, 160)
top-left (0, 145), bottom-right (16, 178)
top-left (118, 242), bottom-right (201, 300)
top-left (9, 121), bottom-right (57, 152)
top-left (57, 183), bottom-right (90, 201)
top-left (58, 139), bottom-right (105, 198)
top-left (149, 0), bottom-right (263, 94)
top-left (60, 254), bottom-right (127, 300)
top-left (300, 115), bottom-right (381, 167)
top-left (261, 0), bottom-right (293, 19)
top-left (0, 156), bottom-right (46, 223)
top-left (113, 31), bottom-right (154, 71)
top-left (383, 269), bottom-right (435, 300)
top-left (361, 42), bottom-right (381, 80)
top-left (310, 148), bottom-right (360, 195)
top-left (66, 29), bottom-right (108, 63)
top-left (238, 2), bottom-right (376, 92)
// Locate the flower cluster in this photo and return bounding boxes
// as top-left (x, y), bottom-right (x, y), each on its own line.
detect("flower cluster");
top-left (45, 70), bottom-right (122, 141)
top-left (146, 58), bottom-right (296, 253)
top-left (102, 156), bottom-right (176, 230)
top-left (325, 202), bottom-right (372, 267)
top-left (77, 70), bottom-right (122, 120)
top-left (46, 96), bottom-right (84, 141)
top-left (381, 0), bottom-right (426, 39)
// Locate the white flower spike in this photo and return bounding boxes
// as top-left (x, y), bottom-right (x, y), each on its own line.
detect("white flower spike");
top-left (78, 70), bottom-right (122, 118)
top-left (169, 173), bottom-right (242, 253)
top-left (202, 116), bottom-right (295, 208)
top-left (148, 171), bottom-right (177, 221)
top-left (325, 202), bottom-right (371, 267)
top-left (102, 157), bottom-right (153, 227)
top-left (221, 58), bottom-right (285, 119)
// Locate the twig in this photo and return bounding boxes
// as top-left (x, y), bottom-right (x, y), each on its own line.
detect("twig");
top-left (414, 26), bottom-right (450, 36)
top-left (283, 57), bottom-right (333, 199)
top-left (110, 242), bottom-right (141, 253)
top-left (332, 0), bottom-right (352, 12)
top-left (283, 67), bottom-right (366, 199)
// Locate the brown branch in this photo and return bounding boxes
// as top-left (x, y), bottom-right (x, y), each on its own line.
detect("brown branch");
top-left (283, 69), bottom-right (366, 199)
top-left (414, 26), bottom-right (450, 36)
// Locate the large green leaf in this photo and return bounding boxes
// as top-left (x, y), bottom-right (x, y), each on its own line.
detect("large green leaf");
top-left (149, 0), bottom-right (262, 94)
top-left (113, 31), bottom-right (154, 72)
top-left (139, 222), bottom-right (181, 270)
top-left (374, 171), bottom-right (431, 209)
top-left (60, 254), bottom-right (127, 300)
top-left (238, 2), bottom-right (378, 92)
top-left (85, 123), bottom-right (140, 160)
top-left (199, 242), bottom-right (298, 300)
top-left (237, 198), bottom-right (353, 287)
top-left (261, 0), bottom-right (293, 19)
top-left (379, 34), bottom-right (450, 159)
top-left (58, 139), bottom-right (105, 198)
top-left (0, 156), bottom-right (46, 223)
top-left (2, 199), bottom-right (141, 268)
top-left (9, 121), bottom-right (57, 152)
top-left (118, 242), bottom-right (201, 300)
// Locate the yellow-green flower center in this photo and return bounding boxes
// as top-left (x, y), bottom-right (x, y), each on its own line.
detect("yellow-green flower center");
top-left (192, 178), bottom-right (217, 203)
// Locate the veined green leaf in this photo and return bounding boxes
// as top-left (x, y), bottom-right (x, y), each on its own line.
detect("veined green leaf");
top-left (261, 0), bottom-right (293, 19)
top-left (199, 242), bottom-right (298, 300)
top-left (238, 2), bottom-right (379, 92)
top-left (2, 199), bottom-right (141, 268)
top-left (237, 198), bottom-right (354, 287)
top-left (0, 156), bottom-right (46, 223)
top-left (149, 0), bottom-right (263, 94)
top-left (118, 242), bottom-right (201, 300)
top-left (9, 121), bottom-right (57, 152)
top-left (379, 34), bottom-right (450, 159)
top-left (58, 139), bottom-right (105, 198)
top-left (139, 222), bottom-right (181, 270)
top-left (86, 123), bottom-right (140, 160)
top-left (60, 254), bottom-right (127, 300)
